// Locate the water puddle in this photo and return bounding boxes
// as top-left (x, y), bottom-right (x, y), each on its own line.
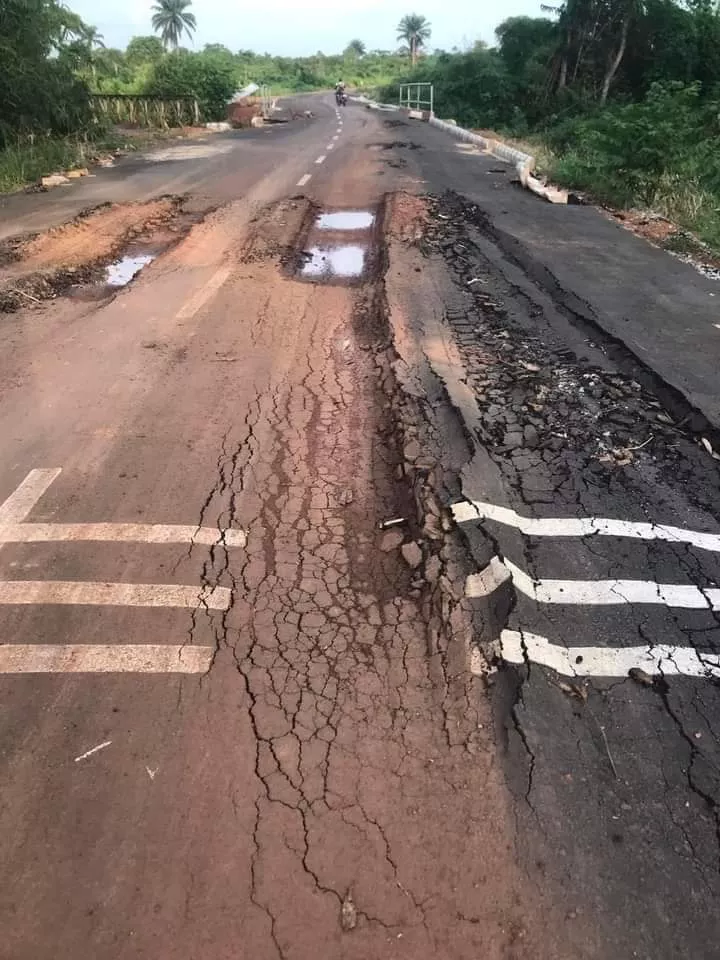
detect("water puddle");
top-left (105, 254), bottom-right (155, 287)
top-left (316, 211), bottom-right (375, 231)
top-left (301, 246), bottom-right (365, 279)
top-left (296, 205), bottom-right (377, 284)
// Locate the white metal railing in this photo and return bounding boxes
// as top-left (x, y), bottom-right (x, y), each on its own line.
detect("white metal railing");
top-left (399, 82), bottom-right (434, 116)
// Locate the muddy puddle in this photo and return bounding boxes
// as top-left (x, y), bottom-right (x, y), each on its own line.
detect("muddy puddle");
top-left (294, 206), bottom-right (379, 285)
top-left (301, 246), bottom-right (365, 279)
top-left (0, 197), bottom-right (206, 313)
top-left (316, 211), bottom-right (375, 231)
top-left (106, 254), bottom-right (155, 287)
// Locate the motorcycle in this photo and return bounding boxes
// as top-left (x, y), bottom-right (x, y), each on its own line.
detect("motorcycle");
top-left (335, 90), bottom-right (348, 106)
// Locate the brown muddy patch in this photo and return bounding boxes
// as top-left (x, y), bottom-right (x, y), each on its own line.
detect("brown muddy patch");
top-left (0, 197), bottom-right (203, 312)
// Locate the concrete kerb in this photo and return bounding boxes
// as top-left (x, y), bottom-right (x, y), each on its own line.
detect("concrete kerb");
top-left (428, 116), bottom-right (569, 205)
top-left (429, 116), bottom-right (533, 186)
top-left (352, 99), bottom-right (564, 202)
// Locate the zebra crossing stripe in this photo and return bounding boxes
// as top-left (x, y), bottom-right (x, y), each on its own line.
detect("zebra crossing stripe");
top-left (501, 630), bottom-right (720, 679)
top-left (453, 500), bottom-right (720, 554)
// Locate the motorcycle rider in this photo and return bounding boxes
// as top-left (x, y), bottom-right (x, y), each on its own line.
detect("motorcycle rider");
top-left (335, 80), bottom-right (347, 105)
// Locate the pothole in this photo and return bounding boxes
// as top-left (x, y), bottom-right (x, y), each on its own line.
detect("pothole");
top-left (293, 204), bottom-right (381, 285)
top-left (106, 253), bottom-right (155, 287)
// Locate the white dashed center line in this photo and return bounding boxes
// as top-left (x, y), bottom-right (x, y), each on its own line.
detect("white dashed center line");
top-left (315, 155), bottom-right (326, 165)
top-left (297, 173), bottom-right (312, 187)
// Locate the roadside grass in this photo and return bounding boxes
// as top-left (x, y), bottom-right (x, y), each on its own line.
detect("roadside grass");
top-left (0, 138), bottom-right (90, 193)
top-left (0, 127), bottom-right (192, 195)
top-left (0, 132), bottom-right (134, 194)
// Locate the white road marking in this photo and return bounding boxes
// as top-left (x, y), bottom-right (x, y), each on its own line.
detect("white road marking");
top-left (297, 173), bottom-right (312, 187)
top-left (327, 144), bottom-right (335, 150)
top-left (0, 522), bottom-right (246, 547)
top-left (0, 581), bottom-right (231, 609)
top-left (464, 556), bottom-right (511, 597)
top-left (0, 469), bottom-right (62, 524)
top-left (315, 155), bottom-right (326, 165)
top-left (0, 471), bottom-right (246, 548)
top-left (501, 629), bottom-right (720, 679)
top-left (176, 265), bottom-right (231, 321)
top-left (503, 557), bottom-right (720, 609)
top-left (75, 740), bottom-right (112, 762)
top-left (333, 135), bottom-right (340, 141)
top-left (453, 499), bottom-right (720, 554)
top-left (0, 644), bottom-right (213, 674)
top-left (146, 766), bottom-right (158, 780)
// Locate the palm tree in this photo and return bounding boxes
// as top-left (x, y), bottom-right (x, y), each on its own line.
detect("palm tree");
top-left (345, 39), bottom-right (366, 57)
top-left (396, 13), bottom-right (431, 66)
top-left (151, 0), bottom-right (197, 51)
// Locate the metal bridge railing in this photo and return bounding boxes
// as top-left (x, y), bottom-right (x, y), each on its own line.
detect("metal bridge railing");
top-left (398, 83), bottom-right (434, 116)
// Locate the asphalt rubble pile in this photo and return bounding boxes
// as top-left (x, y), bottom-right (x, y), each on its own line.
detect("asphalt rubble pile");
top-left (421, 192), bottom-right (720, 516)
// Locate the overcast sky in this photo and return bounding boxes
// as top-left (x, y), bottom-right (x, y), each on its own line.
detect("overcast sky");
top-left (68, 0), bottom-right (545, 56)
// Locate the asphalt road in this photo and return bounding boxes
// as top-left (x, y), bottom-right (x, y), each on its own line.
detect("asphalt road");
top-left (1, 93), bottom-right (719, 959)
top-left (382, 115), bottom-right (720, 957)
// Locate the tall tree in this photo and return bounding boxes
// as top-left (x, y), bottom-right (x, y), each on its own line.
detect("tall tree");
top-left (397, 13), bottom-right (432, 66)
top-left (345, 39), bottom-right (366, 57)
top-left (151, 0), bottom-right (197, 51)
top-left (599, 0), bottom-right (646, 103)
top-left (126, 35), bottom-right (165, 67)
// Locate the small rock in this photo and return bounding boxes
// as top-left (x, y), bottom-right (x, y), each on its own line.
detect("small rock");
top-left (425, 555), bottom-right (442, 583)
top-left (423, 515), bottom-right (444, 541)
top-left (380, 530), bottom-right (404, 553)
top-left (403, 439), bottom-right (422, 461)
top-left (504, 431), bottom-right (523, 450)
top-left (337, 488), bottom-right (354, 506)
top-left (629, 667), bottom-right (654, 687)
top-left (341, 891), bottom-right (357, 932)
top-left (401, 541), bottom-right (423, 569)
top-left (524, 425), bottom-right (539, 449)
top-left (41, 173), bottom-right (70, 188)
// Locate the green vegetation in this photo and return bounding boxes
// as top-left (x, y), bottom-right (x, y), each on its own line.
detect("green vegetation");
top-left (396, 14), bottom-right (432, 67)
top-left (383, 1), bottom-right (720, 249)
top-left (3, 0), bottom-right (718, 251)
top-left (151, 0), bottom-right (197, 51)
top-left (0, 0), bottom-right (93, 149)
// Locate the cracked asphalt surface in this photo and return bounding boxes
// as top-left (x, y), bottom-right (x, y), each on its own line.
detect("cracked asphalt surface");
top-left (2, 94), bottom-right (720, 958)
top-left (382, 149), bottom-right (720, 953)
top-left (0, 97), bottom-right (571, 959)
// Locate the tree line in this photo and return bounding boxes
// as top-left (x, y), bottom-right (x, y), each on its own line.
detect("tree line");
top-left (0, 0), bottom-right (438, 147)
top-left (386, 2), bottom-right (720, 247)
top-left (3, 0), bottom-right (718, 247)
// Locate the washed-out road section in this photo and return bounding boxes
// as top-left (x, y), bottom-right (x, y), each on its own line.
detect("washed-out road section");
top-left (2, 93), bottom-right (720, 959)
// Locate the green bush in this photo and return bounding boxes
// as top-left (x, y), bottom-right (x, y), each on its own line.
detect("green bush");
top-left (382, 49), bottom-right (516, 129)
top-left (145, 51), bottom-right (236, 121)
top-left (0, 0), bottom-right (93, 147)
top-left (547, 83), bottom-right (720, 201)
